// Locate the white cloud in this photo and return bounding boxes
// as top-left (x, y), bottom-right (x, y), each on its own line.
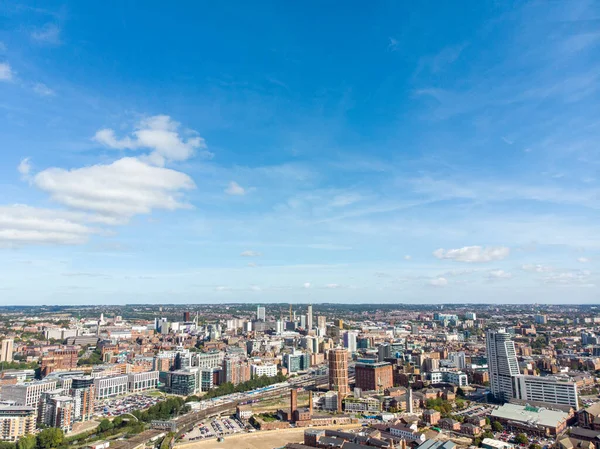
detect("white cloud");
top-left (247, 262), bottom-right (257, 268)
top-left (33, 157), bottom-right (195, 220)
top-left (488, 269), bottom-right (512, 280)
top-left (404, 255), bottom-right (412, 260)
top-left (17, 158), bottom-right (31, 177)
top-left (543, 270), bottom-right (593, 286)
top-left (0, 205), bottom-right (97, 247)
top-left (31, 24), bottom-right (61, 45)
top-left (94, 115), bottom-right (211, 166)
top-left (578, 257), bottom-right (591, 263)
top-left (429, 277), bottom-right (448, 287)
top-left (32, 83), bottom-right (55, 96)
top-left (225, 181), bottom-right (246, 196)
top-left (325, 283), bottom-right (341, 289)
top-left (250, 285), bottom-right (261, 292)
top-left (388, 37), bottom-right (399, 51)
top-left (433, 246), bottom-right (510, 263)
top-left (240, 250), bottom-right (261, 257)
top-left (521, 264), bottom-right (553, 273)
top-left (0, 62), bottom-right (13, 81)
top-left (303, 282), bottom-right (311, 289)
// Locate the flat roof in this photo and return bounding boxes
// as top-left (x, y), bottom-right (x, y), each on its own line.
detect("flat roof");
top-left (490, 403), bottom-right (568, 428)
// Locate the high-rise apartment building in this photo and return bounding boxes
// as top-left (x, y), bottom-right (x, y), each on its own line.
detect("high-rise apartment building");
top-left (449, 351), bottom-right (466, 370)
top-left (70, 376), bottom-right (95, 422)
top-left (0, 406), bottom-right (36, 442)
top-left (343, 331), bottom-right (358, 353)
top-left (328, 348), bottom-right (350, 397)
top-left (317, 316), bottom-right (327, 330)
top-left (39, 389), bottom-right (74, 433)
top-left (486, 329), bottom-right (520, 402)
top-left (307, 305), bottom-right (313, 330)
top-left (222, 358), bottom-right (251, 385)
top-left (0, 339), bottom-right (13, 363)
top-left (257, 306), bottom-right (266, 321)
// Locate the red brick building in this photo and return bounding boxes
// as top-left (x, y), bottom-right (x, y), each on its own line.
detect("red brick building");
top-left (355, 362), bottom-right (393, 392)
top-left (40, 348), bottom-right (78, 377)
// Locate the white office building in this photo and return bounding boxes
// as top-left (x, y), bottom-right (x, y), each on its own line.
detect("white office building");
top-left (0, 380), bottom-right (58, 407)
top-left (250, 363), bottom-right (278, 377)
top-left (486, 329), bottom-right (520, 402)
top-left (93, 375), bottom-right (128, 399)
top-left (513, 375), bottom-right (578, 409)
top-left (194, 351), bottom-right (224, 369)
top-left (307, 305), bottom-right (313, 330)
top-left (127, 371), bottom-right (158, 393)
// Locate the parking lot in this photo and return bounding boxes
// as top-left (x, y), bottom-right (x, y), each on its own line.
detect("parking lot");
top-left (95, 393), bottom-right (164, 417)
top-left (494, 431), bottom-right (553, 449)
top-left (180, 416), bottom-right (247, 442)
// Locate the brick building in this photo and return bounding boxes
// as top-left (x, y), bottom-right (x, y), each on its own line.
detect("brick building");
top-left (355, 362), bottom-right (393, 392)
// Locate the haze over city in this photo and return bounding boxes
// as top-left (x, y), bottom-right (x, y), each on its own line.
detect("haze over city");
top-left (2, 1), bottom-right (600, 304)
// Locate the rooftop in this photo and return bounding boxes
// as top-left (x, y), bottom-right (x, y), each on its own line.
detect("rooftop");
top-left (490, 403), bottom-right (568, 428)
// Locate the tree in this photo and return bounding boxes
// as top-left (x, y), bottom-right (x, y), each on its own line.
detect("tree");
top-left (485, 417), bottom-right (491, 426)
top-left (16, 435), bottom-right (35, 449)
top-left (36, 428), bottom-right (64, 449)
top-left (529, 444), bottom-right (541, 449)
top-left (515, 433), bottom-right (529, 445)
top-left (492, 421), bottom-right (503, 432)
top-left (482, 431), bottom-right (494, 440)
top-left (98, 418), bottom-right (113, 433)
top-left (112, 416), bottom-right (124, 428)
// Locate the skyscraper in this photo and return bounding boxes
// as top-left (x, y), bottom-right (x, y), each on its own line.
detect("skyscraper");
top-left (307, 305), bottom-right (313, 330)
top-left (486, 329), bottom-right (520, 401)
top-left (328, 348), bottom-right (350, 397)
top-left (257, 305), bottom-right (266, 321)
top-left (0, 339), bottom-right (13, 363)
top-left (343, 331), bottom-right (358, 353)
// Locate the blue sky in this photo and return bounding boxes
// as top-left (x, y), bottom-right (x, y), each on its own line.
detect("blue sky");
top-left (1, 1), bottom-right (600, 305)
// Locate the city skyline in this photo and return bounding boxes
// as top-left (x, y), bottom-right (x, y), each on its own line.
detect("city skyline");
top-left (2, 1), bottom-right (600, 304)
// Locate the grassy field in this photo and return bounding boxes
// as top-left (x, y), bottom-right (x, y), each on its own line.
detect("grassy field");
top-left (250, 392), bottom-right (310, 413)
top-left (175, 424), bottom-right (360, 449)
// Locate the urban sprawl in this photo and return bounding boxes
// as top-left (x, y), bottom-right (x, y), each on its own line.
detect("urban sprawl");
top-left (0, 304), bottom-right (599, 449)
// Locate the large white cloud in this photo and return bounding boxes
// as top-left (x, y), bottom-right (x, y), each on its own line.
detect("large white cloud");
top-left (94, 115), bottom-right (211, 165)
top-left (0, 205), bottom-right (97, 247)
top-left (33, 157), bottom-right (195, 220)
top-left (433, 245), bottom-right (510, 263)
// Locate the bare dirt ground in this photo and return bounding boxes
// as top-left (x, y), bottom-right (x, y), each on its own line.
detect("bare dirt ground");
top-left (175, 424), bottom-right (361, 449)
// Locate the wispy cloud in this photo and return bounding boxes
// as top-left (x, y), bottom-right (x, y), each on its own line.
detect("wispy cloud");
top-left (31, 23), bottom-right (61, 45)
top-left (225, 181), bottom-right (246, 196)
top-left (433, 246), bottom-right (510, 263)
top-left (0, 62), bottom-right (13, 81)
top-left (240, 250), bottom-right (261, 257)
top-left (32, 83), bottom-right (55, 96)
